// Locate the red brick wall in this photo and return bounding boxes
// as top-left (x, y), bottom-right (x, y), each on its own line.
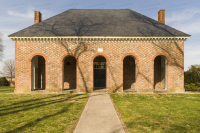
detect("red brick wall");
top-left (15, 42), bottom-right (17, 92)
top-left (14, 41), bottom-right (184, 93)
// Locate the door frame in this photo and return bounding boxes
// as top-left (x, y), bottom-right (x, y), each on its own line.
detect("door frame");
top-left (91, 54), bottom-right (109, 90)
top-left (93, 64), bottom-right (107, 89)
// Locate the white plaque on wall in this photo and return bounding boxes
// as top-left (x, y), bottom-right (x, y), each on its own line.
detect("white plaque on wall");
top-left (98, 48), bottom-right (103, 52)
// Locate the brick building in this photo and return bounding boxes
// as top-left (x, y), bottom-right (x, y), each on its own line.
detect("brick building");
top-left (9, 9), bottom-right (190, 93)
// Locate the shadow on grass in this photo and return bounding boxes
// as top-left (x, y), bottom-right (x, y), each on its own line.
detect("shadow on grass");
top-left (0, 94), bottom-right (66, 109)
top-left (0, 94), bottom-right (84, 116)
top-left (6, 103), bottom-right (73, 133)
top-left (1, 94), bottom-right (88, 133)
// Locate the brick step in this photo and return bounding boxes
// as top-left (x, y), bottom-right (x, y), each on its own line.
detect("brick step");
top-left (93, 88), bottom-right (107, 92)
top-left (62, 89), bottom-right (77, 94)
top-left (30, 90), bottom-right (46, 94)
top-left (123, 89), bottom-right (137, 93)
top-left (153, 89), bottom-right (168, 93)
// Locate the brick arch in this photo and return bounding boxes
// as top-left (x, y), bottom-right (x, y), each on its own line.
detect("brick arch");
top-left (60, 53), bottom-right (79, 89)
top-left (152, 53), bottom-right (170, 89)
top-left (152, 53), bottom-right (170, 63)
top-left (121, 53), bottom-right (139, 90)
top-left (29, 53), bottom-right (48, 62)
top-left (121, 53), bottom-right (139, 63)
top-left (29, 53), bottom-right (48, 90)
top-left (91, 53), bottom-right (109, 63)
top-left (60, 53), bottom-right (78, 63)
top-left (91, 53), bottom-right (110, 89)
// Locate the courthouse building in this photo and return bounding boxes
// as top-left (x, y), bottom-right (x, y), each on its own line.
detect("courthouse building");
top-left (9, 9), bottom-right (190, 93)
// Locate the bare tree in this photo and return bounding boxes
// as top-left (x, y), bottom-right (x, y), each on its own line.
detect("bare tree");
top-left (1, 59), bottom-right (15, 81)
top-left (0, 33), bottom-right (4, 61)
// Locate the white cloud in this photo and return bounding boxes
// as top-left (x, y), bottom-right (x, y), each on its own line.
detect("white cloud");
top-left (166, 9), bottom-right (200, 23)
top-left (7, 9), bottom-right (33, 19)
top-left (166, 8), bottom-right (200, 34)
top-left (178, 19), bottom-right (200, 34)
top-left (7, 7), bottom-right (48, 19)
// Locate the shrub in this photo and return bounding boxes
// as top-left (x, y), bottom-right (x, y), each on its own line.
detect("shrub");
top-left (184, 65), bottom-right (200, 91)
top-left (185, 83), bottom-right (200, 91)
top-left (0, 77), bottom-right (8, 86)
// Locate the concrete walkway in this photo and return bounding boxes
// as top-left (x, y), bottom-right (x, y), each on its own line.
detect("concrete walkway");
top-left (74, 93), bottom-right (125, 133)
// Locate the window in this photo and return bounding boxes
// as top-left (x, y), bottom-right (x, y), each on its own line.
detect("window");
top-left (94, 62), bottom-right (106, 69)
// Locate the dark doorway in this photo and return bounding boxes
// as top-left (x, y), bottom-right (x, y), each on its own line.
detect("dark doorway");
top-left (31, 55), bottom-right (45, 90)
top-left (93, 56), bottom-right (106, 90)
top-left (123, 56), bottom-right (136, 90)
top-left (154, 55), bottom-right (167, 90)
top-left (63, 56), bottom-right (76, 90)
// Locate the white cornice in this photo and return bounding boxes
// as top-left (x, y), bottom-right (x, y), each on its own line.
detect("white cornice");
top-left (8, 36), bottom-right (190, 42)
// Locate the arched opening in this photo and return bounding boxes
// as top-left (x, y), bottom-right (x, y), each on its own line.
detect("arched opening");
top-left (154, 55), bottom-right (167, 90)
top-left (123, 56), bottom-right (136, 90)
top-left (63, 56), bottom-right (77, 90)
top-left (93, 56), bottom-right (106, 90)
top-left (31, 55), bottom-right (45, 90)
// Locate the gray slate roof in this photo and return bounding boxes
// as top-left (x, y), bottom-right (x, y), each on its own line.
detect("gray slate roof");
top-left (8, 9), bottom-right (190, 37)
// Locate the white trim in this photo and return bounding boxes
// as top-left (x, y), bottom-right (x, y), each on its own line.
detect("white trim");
top-left (9, 36), bottom-right (190, 42)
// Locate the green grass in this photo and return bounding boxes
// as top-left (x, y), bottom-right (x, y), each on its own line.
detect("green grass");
top-left (0, 86), bottom-right (14, 93)
top-left (110, 94), bottom-right (200, 133)
top-left (0, 94), bottom-right (88, 133)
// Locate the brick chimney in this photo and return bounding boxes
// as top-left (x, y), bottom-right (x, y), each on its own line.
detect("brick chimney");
top-left (158, 9), bottom-right (165, 24)
top-left (34, 11), bottom-right (42, 24)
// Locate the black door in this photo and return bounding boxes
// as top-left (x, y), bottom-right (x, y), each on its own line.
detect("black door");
top-left (94, 69), bottom-right (106, 88)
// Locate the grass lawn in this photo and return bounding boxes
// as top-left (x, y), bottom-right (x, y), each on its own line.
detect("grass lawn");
top-left (110, 94), bottom-right (200, 133)
top-left (0, 86), bottom-right (14, 93)
top-left (0, 94), bottom-right (88, 133)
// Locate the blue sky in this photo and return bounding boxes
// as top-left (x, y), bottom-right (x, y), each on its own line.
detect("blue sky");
top-left (0, 0), bottom-right (199, 71)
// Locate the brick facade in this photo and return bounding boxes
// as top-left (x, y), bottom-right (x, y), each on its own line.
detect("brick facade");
top-left (14, 40), bottom-right (184, 93)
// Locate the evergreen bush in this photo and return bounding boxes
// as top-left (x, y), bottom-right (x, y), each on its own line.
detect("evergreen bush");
top-left (184, 65), bottom-right (200, 91)
top-left (0, 77), bottom-right (8, 86)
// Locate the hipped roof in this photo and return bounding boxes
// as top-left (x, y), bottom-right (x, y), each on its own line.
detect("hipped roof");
top-left (8, 9), bottom-right (190, 37)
